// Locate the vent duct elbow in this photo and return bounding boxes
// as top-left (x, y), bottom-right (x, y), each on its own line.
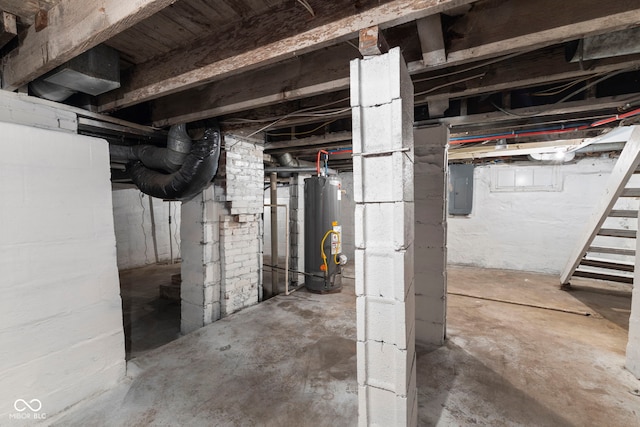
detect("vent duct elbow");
top-left (110, 124), bottom-right (221, 201)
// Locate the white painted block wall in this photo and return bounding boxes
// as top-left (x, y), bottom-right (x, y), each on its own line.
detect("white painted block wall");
top-left (0, 122), bottom-right (125, 423)
top-left (112, 188), bottom-right (181, 270)
top-left (447, 156), bottom-right (631, 274)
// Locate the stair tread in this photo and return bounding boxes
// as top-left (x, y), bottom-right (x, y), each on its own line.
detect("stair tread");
top-left (588, 246), bottom-right (636, 256)
top-left (580, 258), bottom-right (634, 272)
top-left (597, 228), bottom-right (637, 238)
top-left (573, 270), bottom-right (633, 284)
top-left (609, 209), bottom-right (639, 218)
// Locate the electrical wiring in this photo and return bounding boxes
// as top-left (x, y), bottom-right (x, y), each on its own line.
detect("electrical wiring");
top-left (449, 107), bottom-right (640, 145)
top-left (266, 120), bottom-right (337, 137)
top-left (412, 49), bottom-right (533, 84)
top-left (246, 100), bottom-right (351, 138)
top-left (532, 74), bottom-right (601, 97)
top-left (295, 0), bottom-right (315, 16)
top-left (414, 73), bottom-right (486, 98)
top-left (492, 67), bottom-right (639, 118)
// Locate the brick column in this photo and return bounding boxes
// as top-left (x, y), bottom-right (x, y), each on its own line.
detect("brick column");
top-left (351, 47), bottom-right (417, 427)
top-left (414, 125), bottom-right (448, 345)
top-left (626, 210), bottom-right (640, 377)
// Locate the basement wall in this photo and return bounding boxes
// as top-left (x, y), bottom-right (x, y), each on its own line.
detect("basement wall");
top-left (447, 156), bottom-right (635, 274)
top-left (0, 122), bottom-right (125, 422)
top-left (112, 188), bottom-right (182, 270)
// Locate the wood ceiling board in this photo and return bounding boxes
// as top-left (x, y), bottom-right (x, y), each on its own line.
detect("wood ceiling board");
top-left (150, 43), bottom-right (359, 127)
top-left (1, 0), bottom-right (180, 91)
top-left (413, 45), bottom-right (640, 103)
top-left (446, 0), bottom-right (640, 64)
top-left (97, 0), bottom-right (478, 111)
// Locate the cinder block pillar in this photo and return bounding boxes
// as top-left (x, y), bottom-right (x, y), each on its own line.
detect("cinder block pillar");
top-left (351, 47), bottom-right (417, 427)
top-left (414, 125), bottom-right (448, 345)
top-left (180, 188), bottom-right (221, 334)
top-left (626, 210), bottom-right (640, 377)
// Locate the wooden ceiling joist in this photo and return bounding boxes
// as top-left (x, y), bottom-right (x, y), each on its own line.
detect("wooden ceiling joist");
top-left (1, 0), bottom-right (178, 91)
top-left (150, 43), bottom-right (359, 127)
top-left (144, 0), bottom-right (640, 128)
top-left (97, 0), bottom-right (478, 112)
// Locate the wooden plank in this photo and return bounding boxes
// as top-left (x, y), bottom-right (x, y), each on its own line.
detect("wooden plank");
top-left (415, 45), bottom-right (640, 103)
top-left (359, 25), bottom-right (389, 56)
top-left (573, 270), bottom-right (633, 284)
top-left (416, 14), bottom-right (445, 66)
top-left (0, 11), bottom-right (17, 49)
top-left (150, 43), bottom-right (358, 127)
top-left (609, 210), bottom-right (639, 218)
top-left (152, 38), bottom-right (640, 127)
top-left (448, 140), bottom-right (583, 160)
top-left (621, 188), bottom-right (640, 197)
top-left (443, 0), bottom-right (640, 67)
top-left (588, 246), bottom-right (636, 256)
top-left (561, 126), bottom-right (640, 285)
top-left (597, 229), bottom-right (637, 238)
top-left (265, 131), bottom-right (353, 151)
top-left (580, 259), bottom-right (634, 272)
top-left (0, 0), bottom-right (61, 25)
top-left (97, 0), bottom-right (478, 112)
top-left (574, 270), bottom-right (634, 283)
top-left (1, 0), bottom-right (178, 91)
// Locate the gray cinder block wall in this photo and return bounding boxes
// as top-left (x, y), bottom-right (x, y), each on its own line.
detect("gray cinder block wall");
top-left (351, 47), bottom-right (418, 427)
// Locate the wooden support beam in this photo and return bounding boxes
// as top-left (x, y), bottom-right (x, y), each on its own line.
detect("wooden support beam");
top-left (0, 11), bottom-right (17, 49)
top-left (415, 45), bottom-right (640, 103)
top-left (1, 0), bottom-right (178, 91)
top-left (138, 0), bottom-right (639, 126)
top-left (560, 126), bottom-right (640, 285)
top-left (150, 44), bottom-right (359, 127)
top-left (359, 25), bottom-right (389, 56)
top-left (438, 0), bottom-right (640, 68)
top-left (448, 140), bottom-right (583, 160)
top-left (416, 14), bottom-right (446, 66)
top-left (0, 1), bottom-right (59, 25)
top-left (97, 0), bottom-right (478, 112)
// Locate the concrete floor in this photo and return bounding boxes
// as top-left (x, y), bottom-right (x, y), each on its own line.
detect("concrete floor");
top-left (52, 265), bottom-right (640, 426)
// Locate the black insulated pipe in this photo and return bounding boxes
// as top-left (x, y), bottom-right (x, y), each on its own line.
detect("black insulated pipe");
top-left (130, 126), bottom-right (221, 201)
top-left (111, 125), bottom-right (221, 201)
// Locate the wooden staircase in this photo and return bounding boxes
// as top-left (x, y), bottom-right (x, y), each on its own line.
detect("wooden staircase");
top-left (561, 126), bottom-right (640, 286)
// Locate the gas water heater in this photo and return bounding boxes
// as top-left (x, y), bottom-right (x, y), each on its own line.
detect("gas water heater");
top-left (304, 175), bottom-right (346, 293)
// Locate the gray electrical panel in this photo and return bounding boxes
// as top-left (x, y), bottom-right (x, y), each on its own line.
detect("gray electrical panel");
top-left (449, 164), bottom-right (474, 215)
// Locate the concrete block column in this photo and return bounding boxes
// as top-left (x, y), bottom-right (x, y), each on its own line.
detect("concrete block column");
top-left (626, 210), bottom-right (640, 377)
top-left (351, 47), bottom-right (417, 427)
top-left (414, 125), bottom-right (448, 345)
top-left (180, 187), bottom-right (222, 334)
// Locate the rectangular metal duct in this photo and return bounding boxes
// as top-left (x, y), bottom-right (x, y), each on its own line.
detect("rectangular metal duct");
top-left (44, 44), bottom-right (120, 96)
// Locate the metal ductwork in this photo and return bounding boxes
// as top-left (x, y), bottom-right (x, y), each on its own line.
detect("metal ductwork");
top-left (110, 124), bottom-right (221, 201)
top-left (567, 27), bottom-right (640, 62)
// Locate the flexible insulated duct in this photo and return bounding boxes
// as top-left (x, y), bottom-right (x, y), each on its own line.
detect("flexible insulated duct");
top-left (111, 125), bottom-right (221, 201)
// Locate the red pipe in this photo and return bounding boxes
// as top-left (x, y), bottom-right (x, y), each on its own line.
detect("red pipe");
top-left (316, 150), bottom-right (329, 175)
top-left (450, 108), bottom-right (640, 145)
